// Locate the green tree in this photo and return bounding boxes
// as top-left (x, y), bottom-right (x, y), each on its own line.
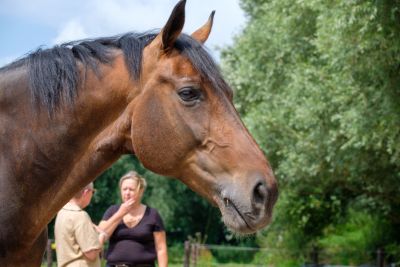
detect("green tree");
top-left (221, 0), bottom-right (400, 263)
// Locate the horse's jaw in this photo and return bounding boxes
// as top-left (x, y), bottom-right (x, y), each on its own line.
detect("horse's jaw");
top-left (179, 155), bottom-right (278, 235)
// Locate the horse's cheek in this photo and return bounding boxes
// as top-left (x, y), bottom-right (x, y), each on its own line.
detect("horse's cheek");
top-left (131, 97), bottom-right (186, 175)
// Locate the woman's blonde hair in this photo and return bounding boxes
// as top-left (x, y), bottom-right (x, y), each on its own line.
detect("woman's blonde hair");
top-left (119, 171), bottom-right (147, 193)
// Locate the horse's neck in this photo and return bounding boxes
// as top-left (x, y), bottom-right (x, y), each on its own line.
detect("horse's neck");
top-left (0, 55), bottom-right (135, 240)
top-left (36, 56), bottom-right (136, 223)
top-left (0, 66), bottom-right (30, 115)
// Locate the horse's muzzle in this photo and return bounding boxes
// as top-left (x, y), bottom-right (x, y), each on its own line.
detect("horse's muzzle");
top-left (217, 172), bottom-right (278, 234)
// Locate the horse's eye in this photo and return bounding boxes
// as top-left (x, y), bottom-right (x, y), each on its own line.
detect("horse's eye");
top-left (178, 87), bottom-right (201, 103)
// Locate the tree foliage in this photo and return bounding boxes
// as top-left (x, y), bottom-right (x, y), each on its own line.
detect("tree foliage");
top-left (221, 0), bottom-right (400, 263)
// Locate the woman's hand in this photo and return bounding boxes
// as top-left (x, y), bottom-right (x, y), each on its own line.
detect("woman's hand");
top-left (118, 198), bottom-right (135, 215)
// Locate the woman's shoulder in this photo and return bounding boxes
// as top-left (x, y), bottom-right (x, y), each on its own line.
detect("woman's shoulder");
top-left (143, 206), bottom-right (165, 230)
top-left (145, 205), bottom-right (158, 214)
top-left (144, 206), bottom-right (162, 219)
top-left (107, 204), bottom-right (121, 211)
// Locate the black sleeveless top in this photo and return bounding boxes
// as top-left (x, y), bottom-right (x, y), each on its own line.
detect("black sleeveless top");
top-left (102, 205), bottom-right (165, 265)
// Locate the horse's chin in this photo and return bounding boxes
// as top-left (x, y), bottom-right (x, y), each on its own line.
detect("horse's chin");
top-left (214, 196), bottom-right (271, 235)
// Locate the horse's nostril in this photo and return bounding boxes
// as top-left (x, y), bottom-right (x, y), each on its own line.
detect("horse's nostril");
top-left (253, 182), bottom-right (267, 204)
top-left (224, 197), bottom-right (230, 207)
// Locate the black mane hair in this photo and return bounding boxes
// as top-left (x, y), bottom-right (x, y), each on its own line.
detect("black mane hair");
top-left (0, 31), bottom-right (231, 114)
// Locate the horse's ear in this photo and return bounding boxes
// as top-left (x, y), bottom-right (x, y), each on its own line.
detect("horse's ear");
top-left (191, 11), bottom-right (215, 44)
top-left (162, 0), bottom-right (186, 51)
top-left (149, 0), bottom-right (186, 54)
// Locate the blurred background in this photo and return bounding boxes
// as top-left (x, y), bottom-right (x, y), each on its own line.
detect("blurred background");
top-left (2, 0), bottom-right (399, 266)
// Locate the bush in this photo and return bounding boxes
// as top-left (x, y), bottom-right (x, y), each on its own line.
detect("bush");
top-left (168, 243), bottom-right (185, 264)
top-left (318, 209), bottom-right (391, 264)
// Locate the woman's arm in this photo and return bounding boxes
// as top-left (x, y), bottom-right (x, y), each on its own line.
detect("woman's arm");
top-left (98, 199), bottom-right (135, 238)
top-left (154, 231), bottom-right (168, 267)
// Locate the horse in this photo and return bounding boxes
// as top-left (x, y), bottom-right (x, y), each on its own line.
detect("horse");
top-left (0, 1), bottom-right (278, 266)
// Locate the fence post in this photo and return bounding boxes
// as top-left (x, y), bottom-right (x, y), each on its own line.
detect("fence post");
top-left (376, 248), bottom-right (385, 267)
top-left (190, 243), bottom-right (198, 267)
top-left (184, 240), bottom-right (191, 267)
top-left (195, 243), bottom-right (200, 266)
top-left (46, 239), bottom-right (53, 267)
top-left (311, 245), bottom-right (319, 267)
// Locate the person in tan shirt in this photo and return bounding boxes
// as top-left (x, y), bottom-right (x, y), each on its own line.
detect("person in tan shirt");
top-left (55, 182), bottom-right (107, 267)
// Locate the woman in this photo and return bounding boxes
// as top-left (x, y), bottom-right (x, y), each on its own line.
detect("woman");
top-left (99, 171), bottom-right (168, 267)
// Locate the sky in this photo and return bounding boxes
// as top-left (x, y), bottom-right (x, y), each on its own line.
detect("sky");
top-left (0, 0), bottom-right (247, 67)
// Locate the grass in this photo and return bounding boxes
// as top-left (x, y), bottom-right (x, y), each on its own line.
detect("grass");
top-left (43, 262), bottom-right (264, 267)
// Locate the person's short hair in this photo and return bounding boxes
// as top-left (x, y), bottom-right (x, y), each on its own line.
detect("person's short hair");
top-left (74, 182), bottom-right (94, 199)
top-left (119, 171), bottom-right (147, 193)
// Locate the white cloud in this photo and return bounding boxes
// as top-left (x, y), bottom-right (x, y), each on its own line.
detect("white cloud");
top-left (53, 19), bottom-right (88, 44)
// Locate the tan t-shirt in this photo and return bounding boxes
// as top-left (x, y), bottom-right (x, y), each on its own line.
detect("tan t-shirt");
top-left (55, 202), bottom-right (101, 267)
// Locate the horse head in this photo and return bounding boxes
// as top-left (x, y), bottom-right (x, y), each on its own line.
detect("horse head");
top-left (129, 0), bottom-right (278, 234)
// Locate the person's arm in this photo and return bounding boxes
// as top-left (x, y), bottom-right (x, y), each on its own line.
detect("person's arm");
top-left (154, 231), bottom-right (168, 267)
top-left (93, 224), bottom-right (109, 245)
top-left (83, 249), bottom-right (101, 261)
top-left (98, 199), bottom-right (135, 238)
top-left (75, 212), bottom-right (103, 261)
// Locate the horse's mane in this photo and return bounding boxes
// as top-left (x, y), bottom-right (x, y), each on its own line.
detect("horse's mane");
top-left (0, 32), bottom-right (230, 114)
